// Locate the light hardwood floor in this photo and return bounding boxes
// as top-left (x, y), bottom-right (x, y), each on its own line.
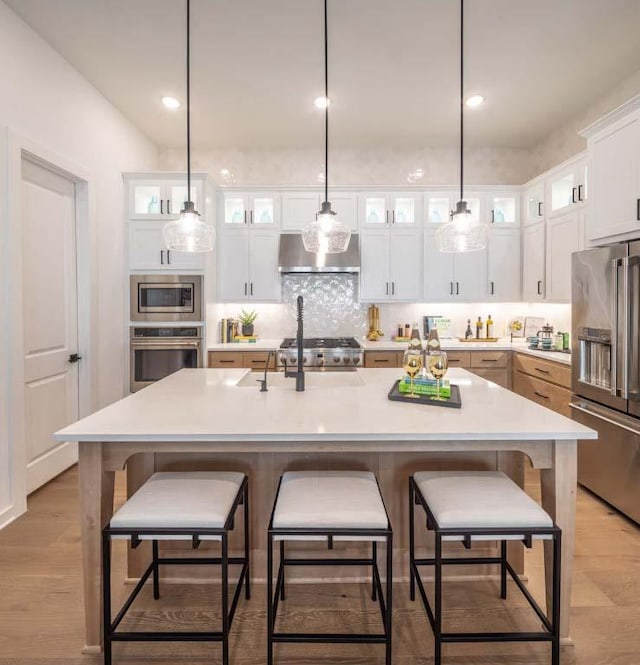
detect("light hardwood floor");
top-left (0, 465), bottom-right (638, 664)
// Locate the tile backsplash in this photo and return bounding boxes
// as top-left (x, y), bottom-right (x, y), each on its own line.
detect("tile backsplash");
top-left (208, 276), bottom-right (571, 344)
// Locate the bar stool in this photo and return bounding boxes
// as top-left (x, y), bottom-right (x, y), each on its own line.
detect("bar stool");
top-left (267, 470), bottom-right (393, 665)
top-left (409, 471), bottom-right (561, 665)
top-left (102, 471), bottom-right (250, 665)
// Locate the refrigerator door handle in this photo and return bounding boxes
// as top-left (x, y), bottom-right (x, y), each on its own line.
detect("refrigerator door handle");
top-left (570, 400), bottom-right (640, 437)
top-left (611, 257), bottom-right (622, 397)
top-left (624, 255), bottom-right (640, 401)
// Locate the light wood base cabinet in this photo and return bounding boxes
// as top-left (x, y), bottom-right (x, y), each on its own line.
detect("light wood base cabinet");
top-left (512, 352), bottom-right (571, 417)
top-left (208, 350), bottom-right (277, 371)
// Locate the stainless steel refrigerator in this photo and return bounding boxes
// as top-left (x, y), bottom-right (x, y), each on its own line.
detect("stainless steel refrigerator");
top-left (571, 242), bottom-right (640, 523)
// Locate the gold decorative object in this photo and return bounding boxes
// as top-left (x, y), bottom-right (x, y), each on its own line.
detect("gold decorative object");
top-left (366, 304), bottom-right (384, 341)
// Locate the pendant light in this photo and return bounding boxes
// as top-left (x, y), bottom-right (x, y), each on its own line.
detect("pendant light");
top-left (301, 0), bottom-right (351, 254)
top-left (163, 0), bottom-right (215, 253)
top-left (436, 0), bottom-right (487, 254)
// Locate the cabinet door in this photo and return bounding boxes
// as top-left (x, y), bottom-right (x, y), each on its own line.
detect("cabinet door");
top-left (164, 245), bottom-right (207, 271)
top-left (524, 182), bottom-right (545, 225)
top-left (425, 193), bottom-right (454, 225)
top-left (281, 191), bottom-right (321, 231)
top-left (359, 193), bottom-right (389, 227)
top-left (389, 230), bottom-right (422, 300)
top-left (249, 194), bottom-right (280, 228)
top-left (423, 229), bottom-right (455, 300)
top-left (223, 193), bottom-right (249, 226)
top-left (454, 249), bottom-right (488, 300)
top-left (330, 192), bottom-right (358, 230)
top-left (360, 231), bottom-right (391, 301)
top-left (390, 193), bottom-right (421, 226)
top-left (522, 221), bottom-right (545, 300)
top-left (589, 113), bottom-right (640, 241)
top-left (217, 231), bottom-right (250, 301)
top-left (166, 180), bottom-right (204, 219)
top-left (129, 221), bottom-right (165, 269)
top-left (487, 192), bottom-right (519, 225)
top-left (488, 229), bottom-right (521, 301)
top-left (546, 209), bottom-right (582, 302)
top-left (547, 162), bottom-right (583, 218)
top-left (248, 231), bottom-right (280, 302)
top-left (127, 179), bottom-right (166, 220)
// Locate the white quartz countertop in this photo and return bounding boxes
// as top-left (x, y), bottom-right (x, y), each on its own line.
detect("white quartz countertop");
top-left (208, 338), bottom-right (571, 365)
top-left (55, 367), bottom-right (593, 443)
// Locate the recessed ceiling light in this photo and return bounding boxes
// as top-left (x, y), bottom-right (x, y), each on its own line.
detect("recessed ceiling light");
top-left (313, 96), bottom-right (331, 109)
top-left (465, 95), bottom-right (485, 108)
top-left (161, 96), bottom-right (181, 110)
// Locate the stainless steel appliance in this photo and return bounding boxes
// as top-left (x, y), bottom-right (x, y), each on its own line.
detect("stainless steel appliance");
top-left (130, 274), bottom-right (203, 322)
top-left (130, 326), bottom-right (203, 392)
top-left (278, 337), bottom-right (363, 371)
top-left (571, 242), bottom-right (640, 523)
top-left (278, 233), bottom-right (360, 273)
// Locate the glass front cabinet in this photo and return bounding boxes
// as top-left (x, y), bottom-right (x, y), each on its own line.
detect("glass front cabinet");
top-left (222, 192), bottom-right (280, 228)
top-left (359, 192), bottom-right (422, 227)
top-left (127, 176), bottom-right (204, 220)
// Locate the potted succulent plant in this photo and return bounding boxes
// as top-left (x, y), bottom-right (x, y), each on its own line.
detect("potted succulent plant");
top-left (238, 308), bottom-right (257, 336)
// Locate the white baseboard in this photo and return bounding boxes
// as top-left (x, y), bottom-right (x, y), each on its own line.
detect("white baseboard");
top-left (26, 440), bottom-right (78, 494)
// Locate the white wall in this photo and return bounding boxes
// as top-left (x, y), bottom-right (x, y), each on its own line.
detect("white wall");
top-left (159, 145), bottom-right (531, 188)
top-left (0, 1), bottom-right (157, 526)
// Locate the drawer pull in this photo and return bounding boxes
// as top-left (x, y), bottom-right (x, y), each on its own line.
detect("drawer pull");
top-left (374, 359), bottom-right (390, 363)
top-left (449, 359), bottom-right (461, 363)
top-left (219, 359), bottom-right (237, 364)
top-left (534, 390), bottom-right (549, 400)
top-left (481, 358), bottom-right (498, 363)
top-left (534, 367), bottom-right (550, 375)
top-left (250, 360), bottom-right (264, 364)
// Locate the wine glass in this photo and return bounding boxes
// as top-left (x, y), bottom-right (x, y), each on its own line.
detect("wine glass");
top-left (402, 350), bottom-right (423, 398)
top-left (428, 351), bottom-right (448, 401)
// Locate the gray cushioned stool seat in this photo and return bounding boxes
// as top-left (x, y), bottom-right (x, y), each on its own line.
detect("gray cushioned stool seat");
top-left (414, 470), bottom-right (552, 540)
top-left (272, 470), bottom-right (388, 540)
top-left (110, 471), bottom-right (245, 539)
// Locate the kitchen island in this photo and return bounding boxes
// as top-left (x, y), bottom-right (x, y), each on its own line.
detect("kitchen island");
top-left (54, 367), bottom-right (595, 653)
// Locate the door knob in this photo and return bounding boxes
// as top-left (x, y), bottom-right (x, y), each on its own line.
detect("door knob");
top-left (68, 353), bottom-right (82, 363)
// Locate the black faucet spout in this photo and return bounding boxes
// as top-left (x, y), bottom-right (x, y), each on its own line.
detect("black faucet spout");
top-left (295, 295), bottom-right (305, 391)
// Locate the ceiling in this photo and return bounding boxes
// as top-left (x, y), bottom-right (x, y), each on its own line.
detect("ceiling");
top-left (6, 0), bottom-right (640, 150)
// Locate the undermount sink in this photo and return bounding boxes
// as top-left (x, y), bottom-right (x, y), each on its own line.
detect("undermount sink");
top-left (235, 371), bottom-right (364, 389)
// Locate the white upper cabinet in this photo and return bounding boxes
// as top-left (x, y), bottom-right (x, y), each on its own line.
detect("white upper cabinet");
top-left (423, 228), bottom-right (455, 299)
top-left (360, 229), bottom-right (421, 302)
top-left (216, 228), bottom-right (280, 303)
top-left (359, 192), bottom-right (422, 227)
top-left (454, 249), bottom-right (488, 301)
top-left (487, 191), bottom-right (519, 225)
top-left (328, 192), bottom-right (358, 230)
top-left (488, 228), bottom-right (521, 301)
top-left (546, 156), bottom-right (587, 218)
top-left (546, 209), bottom-right (584, 302)
top-left (281, 191), bottom-right (321, 231)
top-left (127, 176), bottom-right (204, 220)
top-left (524, 181), bottom-right (545, 225)
top-left (425, 192), bottom-right (454, 224)
top-left (222, 192), bottom-right (280, 228)
top-left (129, 221), bottom-right (206, 271)
top-left (522, 221), bottom-right (546, 301)
top-left (583, 100), bottom-right (640, 242)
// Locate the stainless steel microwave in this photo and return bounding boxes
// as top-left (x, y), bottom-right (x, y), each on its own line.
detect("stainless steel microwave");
top-left (130, 274), bottom-right (203, 322)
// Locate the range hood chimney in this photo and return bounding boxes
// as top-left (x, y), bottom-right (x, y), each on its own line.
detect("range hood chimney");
top-left (278, 233), bottom-right (360, 273)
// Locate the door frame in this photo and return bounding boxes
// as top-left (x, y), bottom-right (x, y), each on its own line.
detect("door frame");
top-left (0, 127), bottom-right (97, 528)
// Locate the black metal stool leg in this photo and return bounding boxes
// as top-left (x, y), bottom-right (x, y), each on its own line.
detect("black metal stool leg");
top-left (102, 531), bottom-right (112, 665)
top-left (152, 539), bottom-right (160, 600)
top-left (409, 478), bottom-right (416, 602)
top-left (267, 532), bottom-right (274, 665)
top-left (500, 539), bottom-right (507, 600)
top-left (279, 540), bottom-right (286, 601)
top-left (385, 532), bottom-right (393, 665)
top-left (372, 541), bottom-right (377, 601)
top-left (244, 482), bottom-right (251, 600)
top-left (434, 533), bottom-right (442, 665)
top-left (552, 533), bottom-right (562, 665)
top-left (222, 534), bottom-right (229, 665)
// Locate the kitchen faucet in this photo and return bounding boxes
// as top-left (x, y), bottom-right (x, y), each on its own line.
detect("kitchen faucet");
top-left (284, 295), bottom-right (305, 391)
top-left (256, 350), bottom-right (274, 392)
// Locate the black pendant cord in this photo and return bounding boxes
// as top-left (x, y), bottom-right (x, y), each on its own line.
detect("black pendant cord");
top-left (323, 0), bottom-right (329, 205)
top-left (459, 0), bottom-right (464, 203)
top-left (186, 0), bottom-right (192, 200)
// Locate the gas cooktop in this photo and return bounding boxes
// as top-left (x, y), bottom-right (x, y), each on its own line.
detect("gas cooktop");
top-left (280, 337), bottom-right (361, 349)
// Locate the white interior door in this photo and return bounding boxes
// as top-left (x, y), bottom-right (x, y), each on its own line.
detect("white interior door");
top-left (22, 159), bottom-right (79, 493)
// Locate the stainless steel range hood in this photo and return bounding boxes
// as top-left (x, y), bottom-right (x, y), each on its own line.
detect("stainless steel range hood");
top-left (278, 233), bottom-right (360, 273)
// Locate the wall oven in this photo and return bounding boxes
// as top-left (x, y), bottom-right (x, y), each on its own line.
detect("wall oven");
top-left (130, 274), bottom-right (203, 322)
top-left (130, 326), bottom-right (203, 392)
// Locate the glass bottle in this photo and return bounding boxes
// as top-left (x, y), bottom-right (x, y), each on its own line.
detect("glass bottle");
top-left (465, 319), bottom-right (473, 339)
top-left (486, 313), bottom-right (494, 338)
top-left (409, 323), bottom-right (423, 351)
top-left (476, 316), bottom-right (483, 339)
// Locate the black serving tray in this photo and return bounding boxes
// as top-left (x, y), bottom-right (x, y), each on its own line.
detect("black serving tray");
top-left (388, 380), bottom-right (462, 409)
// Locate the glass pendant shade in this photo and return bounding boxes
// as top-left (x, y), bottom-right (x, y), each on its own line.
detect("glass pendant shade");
top-left (163, 200), bottom-right (215, 252)
top-left (435, 200), bottom-right (488, 253)
top-left (302, 201), bottom-right (351, 253)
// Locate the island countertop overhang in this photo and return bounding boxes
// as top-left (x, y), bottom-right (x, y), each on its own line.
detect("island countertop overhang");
top-left (54, 368), bottom-right (596, 444)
